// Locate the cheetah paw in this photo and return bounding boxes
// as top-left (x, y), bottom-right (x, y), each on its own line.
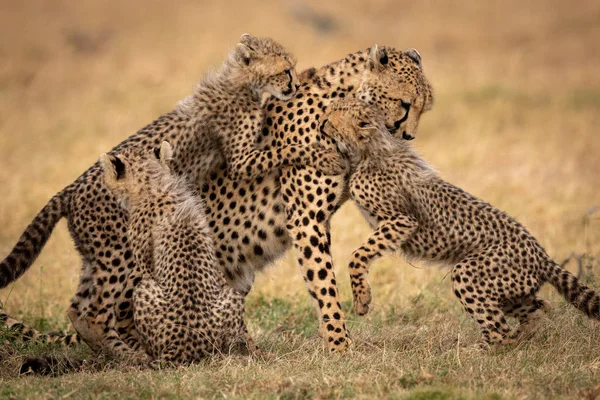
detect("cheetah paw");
top-left (327, 333), bottom-right (352, 353)
top-left (312, 146), bottom-right (347, 176)
top-left (353, 288), bottom-right (372, 316)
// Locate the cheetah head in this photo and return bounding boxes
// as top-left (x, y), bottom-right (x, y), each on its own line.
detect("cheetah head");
top-left (232, 34), bottom-right (299, 101)
top-left (320, 99), bottom-right (388, 158)
top-left (357, 45), bottom-right (434, 141)
top-left (99, 141), bottom-right (173, 209)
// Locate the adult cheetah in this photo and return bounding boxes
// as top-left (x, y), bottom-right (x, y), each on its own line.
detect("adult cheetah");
top-left (320, 99), bottom-right (600, 345)
top-left (99, 142), bottom-right (253, 363)
top-left (0, 44), bottom-right (433, 353)
top-left (0, 34), bottom-right (340, 358)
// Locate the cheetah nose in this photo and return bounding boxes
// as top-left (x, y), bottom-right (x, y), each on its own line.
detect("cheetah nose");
top-left (295, 84), bottom-right (300, 90)
top-left (402, 132), bottom-right (415, 141)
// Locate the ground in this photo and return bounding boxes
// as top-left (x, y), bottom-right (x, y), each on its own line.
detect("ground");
top-left (1, 0), bottom-right (599, 398)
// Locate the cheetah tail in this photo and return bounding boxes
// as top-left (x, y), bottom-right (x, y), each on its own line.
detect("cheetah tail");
top-left (0, 301), bottom-right (82, 346)
top-left (20, 355), bottom-right (86, 376)
top-left (545, 261), bottom-right (600, 319)
top-left (0, 189), bottom-right (70, 288)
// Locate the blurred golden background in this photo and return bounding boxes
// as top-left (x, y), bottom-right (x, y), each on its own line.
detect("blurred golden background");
top-left (1, 0), bottom-right (599, 336)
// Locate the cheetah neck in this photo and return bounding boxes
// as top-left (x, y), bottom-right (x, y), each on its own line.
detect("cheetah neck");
top-left (360, 133), bottom-right (437, 184)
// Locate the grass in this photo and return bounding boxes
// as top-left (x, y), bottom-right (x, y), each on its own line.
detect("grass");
top-left (1, 0), bottom-right (599, 398)
top-left (3, 292), bottom-right (600, 399)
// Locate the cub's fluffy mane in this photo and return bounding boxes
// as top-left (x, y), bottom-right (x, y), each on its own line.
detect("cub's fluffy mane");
top-left (135, 158), bottom-right (207, 227)
top-left (358, 129), bottom-right (438, 184)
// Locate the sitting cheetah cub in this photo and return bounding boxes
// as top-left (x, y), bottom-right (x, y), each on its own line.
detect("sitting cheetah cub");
top-left (100, 142), bottom-right (253, 363)
top-left (320, 99), bottom-right (600, 345)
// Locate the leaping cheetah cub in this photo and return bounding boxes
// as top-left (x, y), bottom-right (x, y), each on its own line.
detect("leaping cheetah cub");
top-left (320, 99), bottom-right (600, 345)
top-left (100, 142), bottom-right (253, 363)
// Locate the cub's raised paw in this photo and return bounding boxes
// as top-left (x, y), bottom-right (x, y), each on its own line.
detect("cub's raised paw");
top-left (311, 145), bottom-right (347, 176)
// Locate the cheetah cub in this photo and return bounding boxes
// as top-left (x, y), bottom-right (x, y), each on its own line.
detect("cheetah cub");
top-left (100, 142), bottom-right (253, 363)
top-left (320, 98), bottom-right (600, 345)
top-left (172, 33), bottom-right (344, 185)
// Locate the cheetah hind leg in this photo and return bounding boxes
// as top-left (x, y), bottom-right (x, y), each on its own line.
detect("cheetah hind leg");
top-left (452, 267), bottom-right (513, 347)
top-left (503, 298), bottom-right (551, 343)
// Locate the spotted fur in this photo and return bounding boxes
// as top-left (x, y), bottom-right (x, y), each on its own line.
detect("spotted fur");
top-left (0, 44), bottom-right (433, 354)
top-left (99, 142), bottom-right (253, 363)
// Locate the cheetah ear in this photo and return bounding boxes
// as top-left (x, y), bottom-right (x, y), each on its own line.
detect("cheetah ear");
top-left (236, 33), bottom-right (258, 66)
top-left (404, 48), bottom-right (422, 70)
top-left (368, 45), bottom-right (388, 71)
top-left (239, 33), bottom-right (256, 49)
top-left (234, 43), bottom-right (255, 66)
top-left (159, 141), bottom-right (173, 169)
top-left (99, 153), bottom-right (126, 187)
top-left (299, 67), bottom-right (317, 81)
top-left (357, 124), bottom-right (375, 142)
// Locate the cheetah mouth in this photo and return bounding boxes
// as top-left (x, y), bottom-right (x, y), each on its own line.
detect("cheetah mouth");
top-left (277, 92), bottom-right (294, 101)
top-left (386, 125), bottom-right (398, 134)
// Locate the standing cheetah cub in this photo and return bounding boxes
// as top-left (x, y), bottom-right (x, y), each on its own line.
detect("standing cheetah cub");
top-left (100, 142), bottom-right (253, 363)
top-left (320, 99), bottom-right (600, 345)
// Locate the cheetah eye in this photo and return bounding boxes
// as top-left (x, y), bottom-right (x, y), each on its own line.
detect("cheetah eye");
top-left (358, 121), bottom-right (370, 128)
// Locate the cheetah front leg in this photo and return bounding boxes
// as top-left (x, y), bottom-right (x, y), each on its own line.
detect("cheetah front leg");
top-left (281, 168), bottom-right (352, 352)
top-left (131, 278), bottom-right (167, 363)
top-left (226, 144), bottom-right (345, 182)
top-left (349, 217), bottom-right (418, 315)
top-left (220, 115), bottom-right (345, 182)
top-left (214, 286), bottom-right (258, 356)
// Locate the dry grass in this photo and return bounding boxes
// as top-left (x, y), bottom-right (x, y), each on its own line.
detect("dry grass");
top-left (1, 0), bottom-right (599, 398)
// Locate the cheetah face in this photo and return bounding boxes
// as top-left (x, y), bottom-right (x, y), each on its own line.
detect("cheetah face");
top-left (233, 34), bottom-right (299, 101)
top-left (357, 46), bottom-right (434, 141)
top-left (320, 99), bottom-right (387, 156)
top-left (99, 141), bottom-right (173, 209)
top-left (261, 62), bottom-right (299, 100)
